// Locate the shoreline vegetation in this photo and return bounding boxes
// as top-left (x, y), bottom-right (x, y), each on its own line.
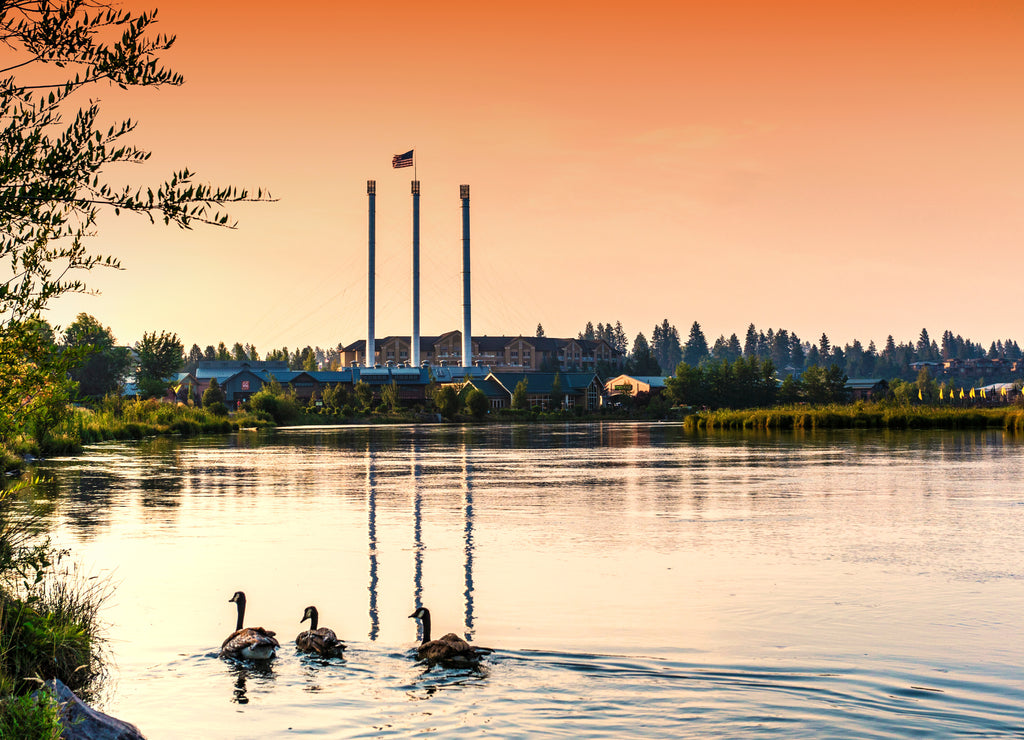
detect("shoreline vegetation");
top-left (4, 397), bottom-right (1022, 474)
top-left (684, 404), bottom-right (1024, 432)
top-left (0, 478), bottom-right (111, 740)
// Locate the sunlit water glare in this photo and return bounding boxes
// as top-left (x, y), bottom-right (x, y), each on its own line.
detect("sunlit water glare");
top-left (26, 423), bottom-right (1024, 738)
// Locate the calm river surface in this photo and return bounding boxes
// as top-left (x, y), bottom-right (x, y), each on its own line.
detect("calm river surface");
top-left (26, 423), bottom-right (1024, 738)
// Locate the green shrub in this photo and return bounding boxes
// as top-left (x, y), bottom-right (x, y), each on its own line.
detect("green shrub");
top-left (0, 481), bottom-right (110, 704)
top-left (248, 387), bottom-right (301, 425)
top-left (0, 600), bottom-right (91, 696)
top-left (464, 389), bottom-right (488, 419)
top-left (0, 690), bottom-right (62, 740)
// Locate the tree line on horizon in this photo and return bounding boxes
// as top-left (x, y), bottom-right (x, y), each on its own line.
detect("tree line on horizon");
top-left (573, 319), bottom-right (1023, 382)
top-left (24, 312), bottom-right (1024, 410)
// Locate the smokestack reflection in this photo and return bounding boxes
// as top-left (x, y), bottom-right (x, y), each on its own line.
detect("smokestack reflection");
top-left (412, 439), bottom-right (424, 641)
top-left (365, 441), bottom-right (379, 641)
top-left (462, 442), bottom-right (475, 639)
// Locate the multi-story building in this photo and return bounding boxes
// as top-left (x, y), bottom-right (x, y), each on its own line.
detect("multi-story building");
top-left (341, 331), bottom-right (624, 373)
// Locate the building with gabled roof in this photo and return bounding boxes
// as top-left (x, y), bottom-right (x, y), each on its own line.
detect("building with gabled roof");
top-left (485, 371), bottom-right (604, 410)
top-left (341, 331), bottom-right (624, 374)
top-left (603, 374), bottom-right (669, 399)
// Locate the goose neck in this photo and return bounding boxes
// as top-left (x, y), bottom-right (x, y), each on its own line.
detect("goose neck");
top-left (420, 610), bottom-right (431, 644)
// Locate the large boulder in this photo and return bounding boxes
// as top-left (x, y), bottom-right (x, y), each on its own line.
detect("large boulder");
top-left (41, 679), bottom-right (146, 740)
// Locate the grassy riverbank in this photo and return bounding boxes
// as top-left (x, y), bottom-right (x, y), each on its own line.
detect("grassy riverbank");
top-left (0, 479), bottom-right (110, 738)
top-left (20, 399), bottom-right (275, 461)
top-left (6, 399), bottom-right (1022, 472)
top-left (686, 403), bottom-right (1024, 431)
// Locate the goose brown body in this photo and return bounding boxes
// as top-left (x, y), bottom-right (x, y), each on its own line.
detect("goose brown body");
top-left (220, 591), bottom-right (279, 660)
top-left (409, 606), bottom-right (493, 664)
top-left (295, 606), bottom-right (346, 657)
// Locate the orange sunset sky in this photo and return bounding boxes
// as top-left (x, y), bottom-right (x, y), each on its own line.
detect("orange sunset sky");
top-left (42, 0), bottom-right (1024, 353)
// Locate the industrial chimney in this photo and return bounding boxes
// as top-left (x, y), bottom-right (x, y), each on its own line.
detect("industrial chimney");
top-left (460, 184), bottom-right (472, 368)
top-left (411, 180), bottom-right (421, 366)
top-left (367, 180), bottom-right (376, 367)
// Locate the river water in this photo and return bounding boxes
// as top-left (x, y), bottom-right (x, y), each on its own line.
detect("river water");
top-left (26, 423), bottom-right (1024, 738)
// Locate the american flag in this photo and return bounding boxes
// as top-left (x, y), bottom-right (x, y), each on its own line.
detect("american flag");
top-left (392, 150), bottom-right (414, 168)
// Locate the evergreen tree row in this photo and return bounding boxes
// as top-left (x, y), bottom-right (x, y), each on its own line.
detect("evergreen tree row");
top-left (577, 320), bottom-right (1023, 381)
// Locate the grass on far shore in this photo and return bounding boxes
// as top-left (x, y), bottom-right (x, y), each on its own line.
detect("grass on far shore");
top-left (685, 402), bottom-right (1024, 432)
top-left (27, 398), bottom-right (274, 459)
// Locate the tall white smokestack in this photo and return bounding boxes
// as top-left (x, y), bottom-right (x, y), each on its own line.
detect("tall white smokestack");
top-left (411, 180), bottom-right (421, 366)
top-left (367, 180), bottom-right (376, 367)
top-left (460, 184), bottom-right (472, 368)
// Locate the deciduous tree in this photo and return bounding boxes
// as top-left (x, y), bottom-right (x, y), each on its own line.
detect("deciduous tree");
top-left (1, 1), bottom-right (267, 448)
top-left (62, 313), bottom-right (130, 398)
top-left (136, 330), bottom-right (183, 398)
top-left (464, 387), bottom-right (488, 418)
top-left (511, 378), bottom-right (529, 410)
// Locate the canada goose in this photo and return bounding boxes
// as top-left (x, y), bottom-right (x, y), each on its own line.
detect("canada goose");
top-left (220, 591), bottom-right (279, 660)
top-left (295, 606), bottom-right (346, 657)
top-left (408, 606), bottom-right (493, 664)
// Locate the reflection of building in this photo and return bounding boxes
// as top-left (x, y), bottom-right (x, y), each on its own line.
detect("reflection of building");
top-left (342, 332), bottom-right (624, 373)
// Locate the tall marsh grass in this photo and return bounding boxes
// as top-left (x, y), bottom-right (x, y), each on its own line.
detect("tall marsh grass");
top-left (687, 403), bottom-right (1024, 431)
top-left (34, 398), bottom-right (273, 456)
top-left (0, 481), bottom-right (110, 711)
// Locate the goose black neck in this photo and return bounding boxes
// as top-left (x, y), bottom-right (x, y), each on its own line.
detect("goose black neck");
top-left (308, 609), bottom-right (319, 631)
top-left (235, 597), bottom-right (245, 632)
top-left (420, 609), bottom-right (431, 644)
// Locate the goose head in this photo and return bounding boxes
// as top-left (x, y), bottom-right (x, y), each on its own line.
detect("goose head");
top-left (229, 591), bottom-right (246, 606)
top-left (408, 606), bottom-right (429, 620)
top-left (301, 606), bottom-right (319, 629)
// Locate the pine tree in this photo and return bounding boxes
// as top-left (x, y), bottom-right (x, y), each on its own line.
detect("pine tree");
top-left (653, 320), bottom-right (683, 372)
top-left (743, 323), bottom-right (758, 357)
top-left (682, 321), bottom-right (709, 367)
top-left (789, 333), bottom-right (805, 370)
top-left (613, 321), bottom-right (628, 354)
top-left (628, 332), bottom-right (661, 375)
top-left (727, 334), bottom-right (743, 361)
top-left (916, 328), bottom-right (932, 361)
top-left (771, 329), bottom-right (790, 368)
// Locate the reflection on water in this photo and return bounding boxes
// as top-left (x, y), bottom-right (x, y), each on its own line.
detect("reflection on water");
top-left (411, 443), bottom-right (423, 623)
top-left (462, 448), bottom-right (475, 640)
top-left (226, 661), bottom-right (275, 705)
top-left (366, 442), bottom-right (379, 642)
top-left (22, 423), bottom-right (1024, 738)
